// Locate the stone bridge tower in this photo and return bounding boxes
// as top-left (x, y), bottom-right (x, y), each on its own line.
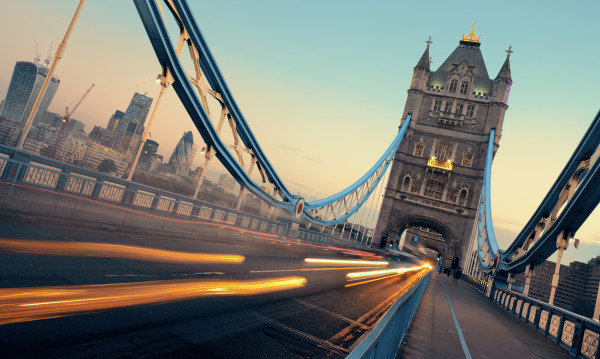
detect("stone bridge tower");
top-left (374, 27), bottom-right (513, 269)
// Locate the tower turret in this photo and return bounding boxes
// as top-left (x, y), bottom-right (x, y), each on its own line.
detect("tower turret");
top-left (492, 46), bottom-right (513, 104)
top-left (410, 37), bottom-right (432, 91)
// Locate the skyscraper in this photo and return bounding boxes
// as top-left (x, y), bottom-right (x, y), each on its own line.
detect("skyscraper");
top-left (112, 93), bottom-right (152, 160)
top-left (139, 139), bottom-right (159, 164)
top-left (168, 131), bottom-right (196, 176)
top-left (0, 61), bottom-right (60, 123)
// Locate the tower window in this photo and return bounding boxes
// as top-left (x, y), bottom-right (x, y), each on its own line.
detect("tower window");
top-left (461, 152), bottom-right (473, 167)
top-left (410, 180), bottom-right (422, 194)
top-left (434, 141), bottom-right (454, 161)
top-left (413, 142), bottom-right (425, 157)
top-left (444, 102), bottom-right (452, 114)
top-left (460, 81), bottom-right (469, 94)
top-left (466, 105), bottom-right (475, 117)
top-left (424, 179), bottom-right (445, 199)
top-left (433, 100), bottom-right (442, 112)
top-left (446, 189), bottom-right (458, 203)
top-left (455, 104), bottom-right (464, 115)
top-left (449, 80), bottom-right (458, 93)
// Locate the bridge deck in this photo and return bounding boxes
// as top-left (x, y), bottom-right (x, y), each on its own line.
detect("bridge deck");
top-left (397, 272), bottom-right (572, 359)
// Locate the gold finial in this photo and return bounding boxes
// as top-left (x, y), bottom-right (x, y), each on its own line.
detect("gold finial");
top-left (428, 57), bottom-right (433, 66)
top-left (506, 45), bottom-right (513, 58)
top-left (461, 24), bottom-right (481, 43)
top-left (426, 36), bottom-right (433, 49)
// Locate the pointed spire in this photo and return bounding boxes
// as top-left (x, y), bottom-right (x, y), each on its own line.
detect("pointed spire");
top-left (496, 45), bottom-right (512, 81)
top-left (415, 37), bottom-right (432, 71)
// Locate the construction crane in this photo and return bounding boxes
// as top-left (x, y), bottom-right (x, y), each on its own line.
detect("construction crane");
top-left (49, 84), bottom-right (95, 161)
top-left (33, 42), bottom-right (41, 63)
top-left (44, 43), bottom-right (53, 66)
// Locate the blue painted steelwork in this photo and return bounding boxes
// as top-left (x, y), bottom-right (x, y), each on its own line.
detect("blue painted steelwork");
top-left (473, 110), bottom-right (600, 276)
top-left (498, 109), bottom-right (600, 273)
top-left (475, 129), bottom-right (500, 273)
top-left (133, 0), bottom-right (410, 225)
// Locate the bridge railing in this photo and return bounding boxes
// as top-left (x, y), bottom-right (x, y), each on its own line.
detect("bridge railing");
top-left (347, 271), bottom-right (431, 359)
top-left (494, 288), bottom-right (600, 358)
top-left (464, 275), bottom-right (489, 294)
top-left (0, 144), bottom-right (377, 252)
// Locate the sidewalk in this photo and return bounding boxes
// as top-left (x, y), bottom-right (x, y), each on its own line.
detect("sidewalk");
top-left (396, 272), bottom-right (572, 359)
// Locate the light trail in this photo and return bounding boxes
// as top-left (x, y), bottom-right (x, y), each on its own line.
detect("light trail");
top-left (303, 258), bottom-right (388, 266)
top-left (0, 239), bottom-right (244, 264)
top-left (346, 263), bottom-right (432, 281)
top-left (0, 276), bottom-right (306, 325)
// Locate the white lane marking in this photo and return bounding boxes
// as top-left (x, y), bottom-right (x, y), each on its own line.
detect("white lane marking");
top-left (441, 279), bottom-right (472, 359)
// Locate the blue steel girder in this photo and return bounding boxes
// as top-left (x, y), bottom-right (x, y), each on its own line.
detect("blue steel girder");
top-left (133, 0), bottom-right (410, 225)
top-left (497, 109), bottom-right (600, 273)
top-left (475, 129), bottom-right (500, 273)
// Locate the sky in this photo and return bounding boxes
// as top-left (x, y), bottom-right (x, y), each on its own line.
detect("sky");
top-left (1, 0), bottom-right (599, 265)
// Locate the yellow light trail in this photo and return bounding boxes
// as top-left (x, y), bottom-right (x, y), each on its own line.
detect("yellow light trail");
top-left (0, 277), bottom-right (306, 325)
top-left (346, 263), bottom-right (432, 281)
top-left (303, 258), bottom-right (389, 266)
top-left (0, 239), bottom-right (244, 264)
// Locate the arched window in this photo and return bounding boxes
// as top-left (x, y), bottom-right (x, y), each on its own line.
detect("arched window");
top-left (449, 79), bottom-right (458, 93)
top-left (434, 141), bottom-right (454, 161)
top-left (402, 176), bottom-right (411, 192)
top-left (460, 81), bottom-right (469, 94)
top-left (461, 152), bottom-right (473, 167)
top-left (444, 102), bottom-right (452, 113)
top-left (413, 142), bottom-right (425, 157)
top-left (458, 189), bottom-right (468, 206)
top-left (455, 103), bottom-right (464, 115)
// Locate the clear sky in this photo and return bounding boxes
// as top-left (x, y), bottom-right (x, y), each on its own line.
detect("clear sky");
top-left (1, 1), bottom-right (599, 265)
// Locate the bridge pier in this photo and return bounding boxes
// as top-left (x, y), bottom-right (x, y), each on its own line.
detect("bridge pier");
top-left (523, 264), bottom-right (534, 296)
top-left (549, 231), bottom-right (570, 305)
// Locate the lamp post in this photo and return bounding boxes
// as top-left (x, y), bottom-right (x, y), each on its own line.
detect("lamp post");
top-left (127, 71), bottom-right (170, 181)
top-left (17, 0), bottom-right (86, 149)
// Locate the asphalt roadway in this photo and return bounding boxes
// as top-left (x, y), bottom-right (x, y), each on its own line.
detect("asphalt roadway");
top-left (0, 214), bottom-right (428, 358)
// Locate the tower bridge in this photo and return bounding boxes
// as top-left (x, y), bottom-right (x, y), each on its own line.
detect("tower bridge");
top-left (1, 1), bottom-right (600, 358)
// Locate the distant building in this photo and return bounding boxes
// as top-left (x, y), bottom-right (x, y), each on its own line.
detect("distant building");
top-left (81, 142), bottom-right (128, 176)
top-left (22, 124), bottom-right (56, 155)
top-left (66, 119), bottom-right (85, 133)
top-left (0, 117), bottom-right (23, 147)
top-left (107, 110), bottom-right (125, 136)
top-left (112, 93), bottom-right (152, 160)
top-left (0, 61), bottom-right (60, 124)
top-left (149, 154), bottom-right (163, 172)
top-left (53, 131), bottom-right (88, 164)
top-left (139, 139), bottom-right (159, 164)
top-left (168, 131), bottom-right (196, 176)
top-left (526, 256), bottom-right (600, 317)
top-left (39, 111), bottom-right (62, 128)
top-left (218, 174), bottom-right (236, 194)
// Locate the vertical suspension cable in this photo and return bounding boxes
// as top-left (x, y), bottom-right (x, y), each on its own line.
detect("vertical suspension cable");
top-left (359, 182), bottom-right (377, 244)
top-left (368, 168), bottom-right (389, 246)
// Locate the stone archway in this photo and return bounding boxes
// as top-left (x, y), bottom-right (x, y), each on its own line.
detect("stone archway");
top-left (387, 215), bottom-right (458, 268)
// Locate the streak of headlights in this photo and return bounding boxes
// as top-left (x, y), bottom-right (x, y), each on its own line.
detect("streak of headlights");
top-left (303, 258), bottom-right (388, 266)
top-left (0, 276), bottom-right (306, 325)
top-left (0, 239), bottom-right (244, 264)
top-left (346, 263), bottom-right (432, 282)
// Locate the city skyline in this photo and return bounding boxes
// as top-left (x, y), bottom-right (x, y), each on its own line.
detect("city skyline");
top-left (1, 1), bottom-right (599, 265)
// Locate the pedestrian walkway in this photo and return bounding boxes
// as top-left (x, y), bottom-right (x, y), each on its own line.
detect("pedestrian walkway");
top-left (396, 272), bottom-right (572, 359)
